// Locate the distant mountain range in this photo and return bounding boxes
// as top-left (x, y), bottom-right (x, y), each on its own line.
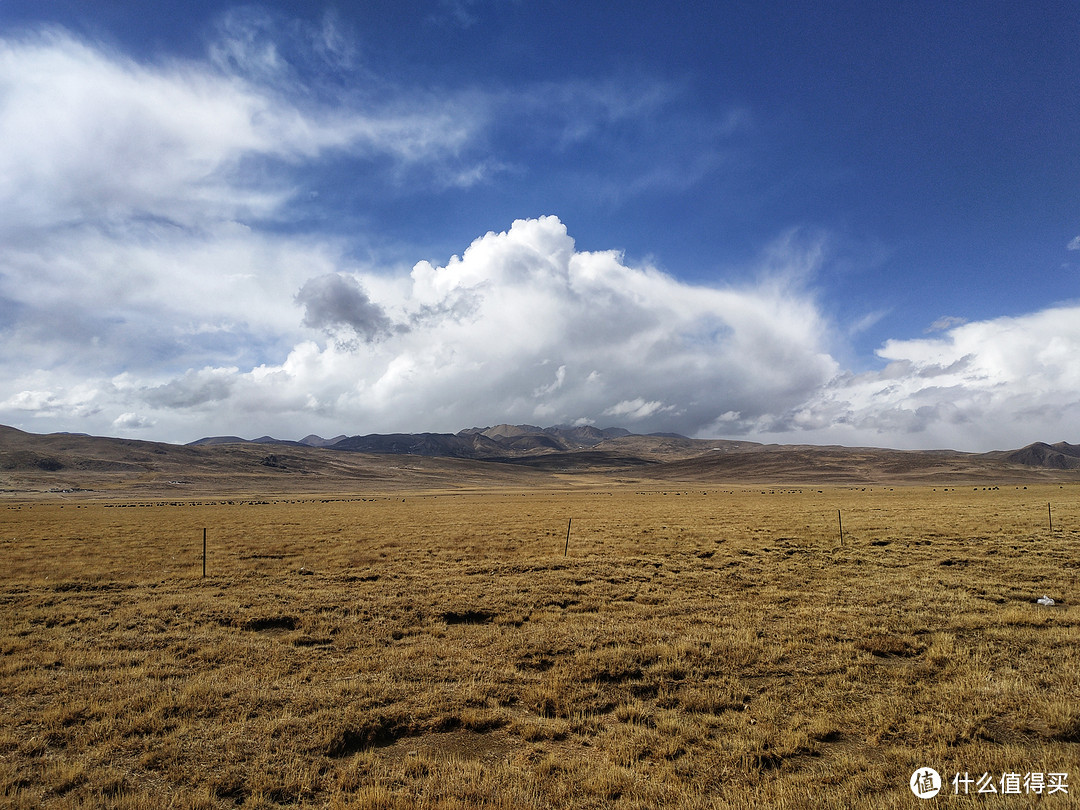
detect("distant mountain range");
top-left (2, 422), bottom-right (1078, 496)
top-left (188, 424), bottom-right (644, 459)
top-left (997, 441), bottom-right (1080, 470)
top-left (186, 424), bottom-right (1080, 471)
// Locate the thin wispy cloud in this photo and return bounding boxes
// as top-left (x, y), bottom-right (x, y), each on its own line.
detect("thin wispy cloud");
top-left (926, 316), bottom-right (967, 334)
top-left (0, 22), bottom-right (487, 234)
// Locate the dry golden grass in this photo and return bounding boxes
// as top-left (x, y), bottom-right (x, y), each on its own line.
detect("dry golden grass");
top-left (2, 484), bottom-right (1079, 808)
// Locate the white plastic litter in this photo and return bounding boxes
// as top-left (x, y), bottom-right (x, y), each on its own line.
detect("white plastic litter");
top-left (1036, 595), bottom-right (1056, 606)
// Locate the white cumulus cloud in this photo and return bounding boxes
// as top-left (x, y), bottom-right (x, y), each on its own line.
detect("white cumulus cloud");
top-left (0, 215), bottom-right (842, 441)
top-left (112, 412), bottom-right (156, 431)
top-left (189, 215), bottom-right (838, 439)
top-left (745, 306), bottom-right (1080, 450)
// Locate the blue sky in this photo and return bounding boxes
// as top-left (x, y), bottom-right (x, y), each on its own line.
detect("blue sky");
top-left (1, 1), bottom-right (1078, 450)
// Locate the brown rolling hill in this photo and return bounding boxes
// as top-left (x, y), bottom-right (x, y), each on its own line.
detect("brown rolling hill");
top-left (0, 425), bottom-right (554, 497)
top-left (992, 441), bottom-right (1080, 470)
top-left (643, 445), bottom-right (1001, 484)
top-left (1, 423), bottom-right (1078, 497)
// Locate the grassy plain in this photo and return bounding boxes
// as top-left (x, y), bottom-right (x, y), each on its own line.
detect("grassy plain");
top-left (2, 484), bottom-right (1079, 808)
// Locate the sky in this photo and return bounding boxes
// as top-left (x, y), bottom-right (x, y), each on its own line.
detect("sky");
top-left (1, 1), bottom-right (1078, 451)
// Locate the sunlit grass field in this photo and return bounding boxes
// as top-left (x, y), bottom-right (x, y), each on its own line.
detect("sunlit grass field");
top-left (2, 485), bottom-right (1078, 808)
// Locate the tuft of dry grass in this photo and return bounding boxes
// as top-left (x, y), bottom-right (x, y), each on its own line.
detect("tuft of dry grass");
top-left (1, 485), bottom-right (1078, 807)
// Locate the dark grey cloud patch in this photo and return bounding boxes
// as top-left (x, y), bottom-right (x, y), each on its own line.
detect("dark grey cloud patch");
top-left (295, 273), bottom-right (396, 342)
top-left (142, 368), bottom-right (235, 409)
top-left (917, 354), bottom-right (974, 378)
top-left (407, 289), bottom-right (482, 328)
